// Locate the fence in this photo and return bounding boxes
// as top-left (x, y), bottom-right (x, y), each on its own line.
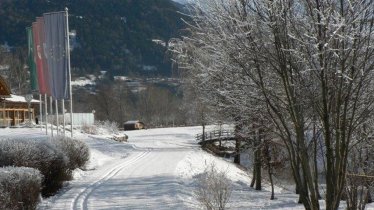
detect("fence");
top-left (45, 113), bottom-right (94, 126)
top-left (196, 130), bottom-right (234, 142)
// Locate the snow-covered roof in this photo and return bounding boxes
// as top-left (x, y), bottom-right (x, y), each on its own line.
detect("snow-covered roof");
top-left (124, 120), bottom-right (143, 124)
top-left (3, 94), bottom-right (40, 103)
top-left (71, 78), bottom-right (96, 87)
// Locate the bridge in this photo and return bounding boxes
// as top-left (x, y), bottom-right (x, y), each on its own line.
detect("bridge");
top-left (196, 130), bottom-right (236, 145)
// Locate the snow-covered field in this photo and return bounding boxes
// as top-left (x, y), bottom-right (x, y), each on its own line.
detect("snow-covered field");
top-left (1, 126), bottom-right (373, 210)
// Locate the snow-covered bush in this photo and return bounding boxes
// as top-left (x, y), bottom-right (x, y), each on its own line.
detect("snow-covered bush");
top-left (0, 138), bottom-right (68, 196)
top-left (81, 120), bottom-right (119, 135)
top-left (102, 120), bottom-right (119, 134)
top-left (194, 164), bottom-right (232, 210)
top-left (51, 136), bottom-right (90, 170)
top-left (81, 123), bottom-right (98, 134)
top-left (0, 166), bottom-right (43, 210)
top-left (0, 137), bottom-right (89, 196)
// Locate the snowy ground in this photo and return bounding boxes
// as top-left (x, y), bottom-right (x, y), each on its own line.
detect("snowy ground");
top-left (1, 126), bottom-right (373, 210)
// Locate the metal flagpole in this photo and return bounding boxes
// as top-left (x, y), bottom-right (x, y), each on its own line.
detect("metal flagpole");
top-left (62, 99), bottom-right (65, 136)
top-left (50, 96), bottom-right (54, 137)
top-left (65, 7), bottom-right (73, 138)
top-left (45, 94), bottom-right (48, 135)
top-left (55, 99), bottom-right (59, 135)
top-left (39, 94), bottom-right (42, 131)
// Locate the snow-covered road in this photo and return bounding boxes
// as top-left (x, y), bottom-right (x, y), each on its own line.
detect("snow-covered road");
top-left (34, 126), bottom-right (201, 210)
top-left (0, 127), bottom-right (315, 210)
top-left (3, 126), bottom-right (368, 209)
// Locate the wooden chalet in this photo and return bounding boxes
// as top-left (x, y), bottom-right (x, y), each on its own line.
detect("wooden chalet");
top-left (0, 75), bottom-right (39, 127)
top-left (124, 120), bottom-right (145, 131)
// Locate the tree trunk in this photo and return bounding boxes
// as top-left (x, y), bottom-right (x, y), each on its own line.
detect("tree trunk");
top-left (269, 167), bottom-right (274, 200)
top-left (202, 124), bottom-right (206, 142)
top-left (250, 167), bottom-right (256, 188)
top-left (367, 188), bottom-right (372, 203)
top-left (234, 123), bottom-right (241, 164)
top-left (234, 140), bottom-right (241, 164)
top-left (253, 128), bottom-right (261, 190)
top-left (255, 147), bottom-right (262, 190)
top-left (313, 123), bottom-right (321, 199)
top-left (265, 142), bottom-right (274, 199)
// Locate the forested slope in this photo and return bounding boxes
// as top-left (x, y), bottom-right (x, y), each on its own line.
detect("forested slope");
top-left (0, 0), bottom-right (185, 76)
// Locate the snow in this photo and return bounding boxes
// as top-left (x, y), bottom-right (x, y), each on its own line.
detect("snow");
top-left (124, 120), bottom-right (141, 124)
top-left (113, 76), bottom-right (130, 81)
top-left (152, 39), bottom-right (167, 47)
top-left (172, 0), bottom-right (190, 4)
top-left (0, 126), bottom-right (373, 209)
top-left (71, 78), bottom-right (95, 87)
top-left (3, 94), bottom-right (40, 103)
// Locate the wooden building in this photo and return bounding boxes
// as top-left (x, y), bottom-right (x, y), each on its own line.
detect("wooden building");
top-left (124, 120), bottom-right (145, 131)
top-left (0, 75), bottom-right (39, 127)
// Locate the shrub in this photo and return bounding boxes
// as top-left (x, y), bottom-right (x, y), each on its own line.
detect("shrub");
top-left (0, 166), bottom-right (43, 210)
top-left (51, 136), bottom-right (90, 170)
top-left (0, 137), bottom-right (89, 196)
top-left (81, 120), bottom-right (119, 135)
top-left (194, 164), bottom-right (232, 210)
top-left (344, 174), bottom-right (373, 210)
top-left (0, 138), bottom-right (69, 196)
top-left (81, 123), bottom-right (98, 134)
top-left (0, 137), bottom-right (90, 197)
top-left (102, 120), bottom-right (119, 134)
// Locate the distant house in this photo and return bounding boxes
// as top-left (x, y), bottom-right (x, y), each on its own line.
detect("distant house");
top-left (0, 75), bottom-right (39, 127)
top-left (124, 120), bottom-right (145, 131)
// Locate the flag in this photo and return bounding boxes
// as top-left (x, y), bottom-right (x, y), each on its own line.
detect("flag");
top-left (43, 11), bottom-right (70, 100)
top-left (32, 20), bottom-right (49, 95)
top-left (27, 27), bottom-right (38, 91)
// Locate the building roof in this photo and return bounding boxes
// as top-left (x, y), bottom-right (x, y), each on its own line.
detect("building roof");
top-left (124, 120), bottom-right (144, 125)
top-left (0, 75), bottom-right (40, 103)
top-left (3, 94), bottom-right (40, 103)
top-left (0, 75), bottom-right (11, 97)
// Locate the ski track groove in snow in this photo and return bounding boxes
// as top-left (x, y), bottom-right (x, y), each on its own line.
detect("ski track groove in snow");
top-left (6, 127), bottom-right (370, 209)
top-left (71, 150), bottom-right (152, 210)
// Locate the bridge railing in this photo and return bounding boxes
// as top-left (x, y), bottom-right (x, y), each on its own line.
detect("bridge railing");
top-left (196, 130), bottom-right (234, 142)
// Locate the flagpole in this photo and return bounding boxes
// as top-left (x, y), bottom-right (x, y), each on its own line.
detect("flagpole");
top-left (39, 94), bottom-right (42, 131)
top-left (50, 96), bottom-right (54, 137)
top-left (45, 94), bottom-right (48, 135)
top-left (65, 7), bottom-right (73, 138)
top-left (55, 99), bottom-right (59, 135)
top-left (62, 99), bottom-right (65, 136)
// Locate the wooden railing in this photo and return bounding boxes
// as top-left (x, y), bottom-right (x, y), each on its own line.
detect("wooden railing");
top-left (196, 130), bottom-right (235, 142)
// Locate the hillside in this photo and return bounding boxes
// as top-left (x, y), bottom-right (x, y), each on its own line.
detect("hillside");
top-left (0, 0), bottom-right (185, 76)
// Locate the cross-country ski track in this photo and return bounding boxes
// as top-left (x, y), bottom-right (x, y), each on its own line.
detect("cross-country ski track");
top-left (35, 127), bottom-right (201, 210)
top-left (3, 126), bottom-right (369, 209)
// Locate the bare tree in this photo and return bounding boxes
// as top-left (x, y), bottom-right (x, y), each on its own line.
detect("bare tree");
top-left (94, 81), bottom-right (118, 121)
top-left (170, 0), bottom-right (374, 210)
top-left (136, 85), bottom-right (184, 127)
top-left (0, 47), bottom-right (29, 94)
top-left (194, 164), bottom-right (232, 210)
top-left (344, 128), bottom-right (374, 210)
